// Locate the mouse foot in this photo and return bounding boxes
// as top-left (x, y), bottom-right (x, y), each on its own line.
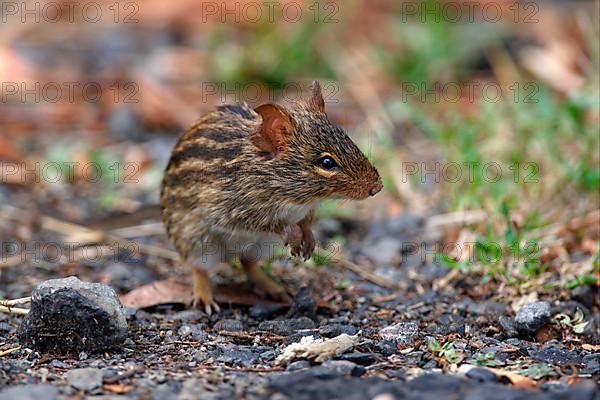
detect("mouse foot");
top-left (192, 268), bottom-right (221, 315)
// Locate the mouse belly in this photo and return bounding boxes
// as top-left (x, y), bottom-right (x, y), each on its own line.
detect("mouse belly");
top-left (195, 230), bottom-right (283, 268)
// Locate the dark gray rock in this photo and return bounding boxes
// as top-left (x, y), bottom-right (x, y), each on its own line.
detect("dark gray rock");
top-left (287, 360), bottom-right (311, 371)
top-left (249, 303), bottom-right (286, 320)
top-left (17, 276), bottom-right (127, 353)
top-left (427, 313), bottom-right (465, 336)
top-left (407, 373), bottom-right (465, 392)
top-left (260, 349), bottom-right (276, 361)
top-left (375, 340), bottom-right (398, 357)
top-left (177, 378), bottom-right (216, 400)
top-left (50, 360), bottom-right (70, 369)
top-left (319, 324), bottom-right (357, 338)
top-left (532, 341), bottom-right (581, 366)
top-left (288, 287), bottom-right (317, 319)
top-left (66, 367), bottom-right (103, 392)
top-left (285, 331), bottom-right (320, 345)
top-left (378, 321), bottom-right (419, 345)
top-left (499, 315), bottom-right (519, 338)
top-left (514, 301), bottom-right (552, 334)
top-left (564, 380), bottom-right (600, 400)
top-left (581, 353), bottom-right (600, 375)
top-left (540, 381), bottom-right (570, 393)
top-left (0, 384), bottom-right (59, 400)
top-left (571, 285), bottom-right (595, 309)
top-left (1, 359), bottom-right (31, 373)
top-left (405, 350), bottom-right (424, 364)
top-left (214, 319), bottom-right (244, 332)
top-left (0, 322), bottom-right (13, 335)
top-left (420, 263), bottom-right (451, 280)
top-left (217, 349), bottom-right (260, 367)
top-left (258, 317), bottom-right (315, 336)
top-left (178, 324), bottom-right (207, 341)
top-left (321, 360), bottom-right (365, 377)
top-left (338, 352), bottom-right (377, 366)
top-left (465, 367), bottom-right (500, 383)
top-left (168, 309), bottom-right (206, 322)
top-left (268, 374), bottom-right (391, 400)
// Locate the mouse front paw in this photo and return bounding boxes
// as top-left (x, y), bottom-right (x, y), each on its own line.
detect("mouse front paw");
top-left (283, 224), bottom-right (315, 260)
top-left (283, 224), bottom-right (303, 258)
top-left (300, 229), bottom-right (315, 261)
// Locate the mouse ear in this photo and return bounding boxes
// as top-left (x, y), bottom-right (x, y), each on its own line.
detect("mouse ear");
top-left (308, 81), bottom-right (325, 113)
top-left (252, 104), bottom-right (295, 155)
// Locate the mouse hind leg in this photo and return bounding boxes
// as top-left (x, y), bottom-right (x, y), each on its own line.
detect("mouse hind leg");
top-left (241, 257), bottom-right (289, 301)
top-left (191, 268), bottom-right (220, 315)
top-left (186, 239), bottom-right (223, 315)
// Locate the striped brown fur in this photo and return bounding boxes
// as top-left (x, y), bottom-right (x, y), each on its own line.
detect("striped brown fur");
top-left (160, 81), bottom-right (382, 308)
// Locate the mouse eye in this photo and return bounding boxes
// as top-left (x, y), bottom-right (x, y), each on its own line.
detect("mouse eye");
top-left (318, 156), bottom-right (338, 170)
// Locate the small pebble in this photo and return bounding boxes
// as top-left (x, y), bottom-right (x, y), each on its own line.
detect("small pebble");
top-left (0, 384), bottom-right (59, 400)
top-left (66, 368), bottom-right (103, 392)
top-left (514, 301), bottom-right (552, 334)
top-left (465, 367), bottom-right (500, 383)
top-left (286, 360), bottom-right (311, 372)
top-left (258, 317), bottom-right (315, 336)
top-left (288, 287), bottom-right (317, 319)
top-left (214, 319), bottom-right (244, 332)
top-left (319, 324), bottom-right (357, 338)
top-left (379, 321), bottom-right (419, 345)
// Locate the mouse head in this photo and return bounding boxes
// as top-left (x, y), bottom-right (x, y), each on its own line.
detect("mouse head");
top-left (251, 81), bottom-right (382, 201)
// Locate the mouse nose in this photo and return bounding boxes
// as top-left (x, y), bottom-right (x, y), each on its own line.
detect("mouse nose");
top-left (369, 181), bottom-right (383, 196)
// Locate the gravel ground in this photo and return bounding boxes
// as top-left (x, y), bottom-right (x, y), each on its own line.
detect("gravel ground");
top-left (0, 209), bottom-right (598, 399)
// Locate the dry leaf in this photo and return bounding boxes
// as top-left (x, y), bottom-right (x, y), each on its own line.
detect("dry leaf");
top-left (120, 281), bottom-right (334, 311)
top-left (582, 344), bottom-right (600, 351)
top-left (214, 284), bottom-right (290, 307)
top-left (275, 334), bottom-right (358, 366)
top-left (458, 364), bottom-right (537, 389)
top-left (104, 384), bottom-right (134, 394)
top-left (120, 279), bottom-right (192, 308)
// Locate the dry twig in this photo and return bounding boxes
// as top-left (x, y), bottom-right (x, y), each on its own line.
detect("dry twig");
top-left (0, 346), bottom-right (22, 357)
top-left (0, 297), bottom-right (30, 306)
top-left (0, 305), bottom-right (29, 315)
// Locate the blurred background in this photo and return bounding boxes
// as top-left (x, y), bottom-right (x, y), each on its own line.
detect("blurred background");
top-left (0, 0), bottom-right (598, 298)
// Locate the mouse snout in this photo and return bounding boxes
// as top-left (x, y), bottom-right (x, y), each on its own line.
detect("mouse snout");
top-left (369, 181), bottom-right (383, 196)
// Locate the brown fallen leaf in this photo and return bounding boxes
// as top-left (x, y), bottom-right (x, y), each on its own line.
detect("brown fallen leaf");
top-left (458, 364), bottom-right (537, 389)
top-left (120, 279), bottom-right (192, 308)
top-left (214, 284), bottom-right (290, 307)
top-left (582, 344), bottom-right (600, 351)
top-left (121, 280), bottom-right (335, 311)
top-left (104, 384), bottom-right (134, 394)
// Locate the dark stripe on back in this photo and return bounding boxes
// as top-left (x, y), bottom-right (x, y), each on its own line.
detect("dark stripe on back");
top-left (169, 142), bottom-right (243, 166)
top-left (217, 104), bottom-right (255, 120)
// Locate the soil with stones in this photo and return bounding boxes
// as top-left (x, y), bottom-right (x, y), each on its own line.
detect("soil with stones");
top-left (0, 208), bottom-right (598, 400)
